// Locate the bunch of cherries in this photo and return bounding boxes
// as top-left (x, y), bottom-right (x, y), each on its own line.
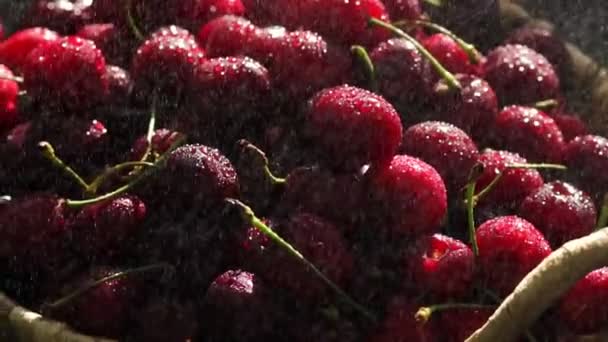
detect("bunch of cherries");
top-left (1, 0), bottom-right (607, 341)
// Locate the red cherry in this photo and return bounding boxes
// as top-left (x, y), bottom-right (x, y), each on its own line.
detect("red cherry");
top-left (0, 27), bottom-right (60, 72)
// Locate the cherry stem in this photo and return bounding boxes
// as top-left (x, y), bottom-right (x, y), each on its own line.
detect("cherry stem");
top-left (140, 95), bottom-right (158, 164)
top-left (423, 0), bottom-right (444, 7)
top-left (351, 45), bottom-right (378, 92)
top-left (38, 142), bottom-right (89, 191)
top-left (44, 263), bottom-right (172, 310)
top-left (368, 18), bottom-right (461, 90)
top-left (226, 198), bottom-right (376, 322)
top-left (465, 164), bottom-right (484, 257)
top-left (596, 193), bottom-right (608, 230)
top-left (239, 140), bottom-right (286, 185)
top-left (473, 163), bottom-right (566, 205)
top-left (66, 135), bottom-right (186, 209)
top-left (416, 303), bottom-right (494, 324)
top-left (125, 0), bottom-right (145, 41)
top-left (532, 99), bottom-right (559, 111)
top-left (0, 75), bottom-right (24, 83)
top-left (394, 19), bottom-right (482, 64)
top-left (86, 161), bottom-right (155, 195)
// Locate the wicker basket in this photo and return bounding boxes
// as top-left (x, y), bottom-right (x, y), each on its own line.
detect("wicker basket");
top-left (1, 1), bottom-right (608, 341)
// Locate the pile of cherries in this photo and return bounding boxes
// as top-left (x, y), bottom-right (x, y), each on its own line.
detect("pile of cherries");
top-left (1, 0), bottom-right (608, 341)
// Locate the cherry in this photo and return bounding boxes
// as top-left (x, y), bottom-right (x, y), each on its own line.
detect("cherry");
top-left (492, 106), bottom-right (565, 163)
top-left (204, 269), bottom-right (279, 341)
top-left (272, 30), bottom-right (352, 101)
top-left (429, 74), bottom-right (499, 144)
top-left (68, 194), bottom-right (147, 260)
top-left (0, 64), bottom-right (19, 133)
top-left (45, 266), bottom-right (143, 339)
top-left (155, 144), bottom-right (239, 209)
top-left (305, 85), bottom-right (403, 170)
top-left (197, 15), bottom-right (260, 58)
top-left (264, 212), bottom-right (354, 301)
top-left (558, 267), bottom-right (608, 335)
top-left (401, 121), bottom-right (479, 195)
top-left (22, 36), bottom-right (109, 112)
top-left (551, 111), bottom-right (588, 142)
top-left (77, 23), bottom-right (137, 67)
top-left (184, 56), bottom-right (271, 145)
top-left (104, 65), bottom-right (133, 108)
top-left (404, 234), bottom-right (475, 300)
top-left (383, 0), bottom-right (422, 21)
top-left (505, 25), bottom-right (571, 82)
top-left (0, 194), bottom-right (69, 269)
top-left (519, 181), bottom-right (596, 248)
top-left (476, 149), bottom-right (544, 209)
top-left (0, 27), bottom-right (60, 73)
top-left (282, 167), bottom-right (367, 227)
top-left (564, 135), bottom-right (608, 200)
top-left (370, 37), bottom-right (434, 113)
top-left (476, 216), bottom-right (552, 297)
top-left (131, 28), bottom-right (206, 105)
top-left (422, 33), bottom-right (477, 79)
top-left (368, 154), bottom-right (447, 237)
top-left (483, 44), bottom-right (561, 106)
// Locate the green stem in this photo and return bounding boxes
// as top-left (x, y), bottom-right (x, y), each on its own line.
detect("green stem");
top-left (44, 263), bottom-right (171, 310)
top-left (38, 142), bottom-right (90, 191)
top-left (465, 181), bottom-right (479, 257)
top-left (596, 193), bottom-right (608, 231)
top-left (422, 0), bottom-right (444, 7)
top-left (474, 163), bottom-right (566, 204)
top-left (66, 136), bottom-right (186, 209)
top-left (140, 95), bottom-right (158, 163)
top-left (395, 19), bottom-right (482, 64)
top-left (506, 163), bottom-right (567, 171)
top-left (368, 18), bottom-right (461, 90)
top-left (416, 303), bottom-right (494, 323)
top-left (125, 0), bottom-right (145, 41)
top-left (226, 199), bottom-right (376, 322)
top-left (86, 161), bottom-right (155, 195)
top-left (532, 99), bottom-right (559, 111)
top-left (465, 164), bottom-right (484, 256)
top-left (351, 45), bottom-right (378, 92)
top-left (239, 140), bottom-right (286, 185)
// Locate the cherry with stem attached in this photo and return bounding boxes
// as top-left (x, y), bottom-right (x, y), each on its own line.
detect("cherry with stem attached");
top-left (368, 18), bottom-right (461, 90)
top-left (226, 198), bottom-right (376, 322)
top-left (463, 162), bottom-right (566, 257)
